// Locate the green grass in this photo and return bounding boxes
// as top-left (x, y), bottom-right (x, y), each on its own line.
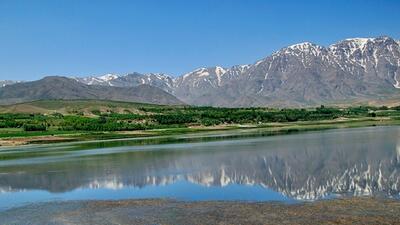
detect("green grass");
top-left (0, 130), bottom-right (87, 138)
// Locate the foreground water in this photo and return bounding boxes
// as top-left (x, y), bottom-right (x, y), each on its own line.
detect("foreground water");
top-left (0, 126), bottom-right (399, 211)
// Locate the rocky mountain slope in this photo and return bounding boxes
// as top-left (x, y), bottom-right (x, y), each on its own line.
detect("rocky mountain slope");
top-left (0, 76), bottom-right (183, 105)
top-left (72, 36), bottom-right (400, 107)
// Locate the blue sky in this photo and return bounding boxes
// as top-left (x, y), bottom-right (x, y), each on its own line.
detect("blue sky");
top-left (1, 0), bottom-right (399, 80)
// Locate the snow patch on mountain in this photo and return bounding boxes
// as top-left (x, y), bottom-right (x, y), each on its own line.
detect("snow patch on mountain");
top-left (215, 66), bottom-right (226, 76)
top-left (197, 69), bottom-right (210, 77)
top-left (394, 72), bottom-right (400, 88)
top-left (214, 66), bottom-right (227, 86)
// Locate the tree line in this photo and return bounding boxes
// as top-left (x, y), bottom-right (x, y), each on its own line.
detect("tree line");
top-left (0, 105), bottom-right (398, 132)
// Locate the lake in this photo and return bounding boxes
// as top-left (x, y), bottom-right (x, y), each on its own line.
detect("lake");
top-left (0, 126), bottom-right (399, 211)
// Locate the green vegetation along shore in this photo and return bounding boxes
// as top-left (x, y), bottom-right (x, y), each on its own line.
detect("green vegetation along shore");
top-left (0, 99), bottom-right (400, 146)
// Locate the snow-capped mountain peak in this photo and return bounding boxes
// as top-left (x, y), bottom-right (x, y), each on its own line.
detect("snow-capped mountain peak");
top-left (329, 37), bottom-right (373, 54)
top-left (280, 42), bottom-right (327, 59)
top-left (98, 74), bottom-right (119, 81)
top-left (146, 73), bottom-right (173, 79)
top-left (287, 42), bottom-right (316, 50)
top-left (344, 37), bottom-right (372, 46)
top-left (180, 66), bottom-right (227, 81)
top-left (73, 74), bottom-right (119, 86)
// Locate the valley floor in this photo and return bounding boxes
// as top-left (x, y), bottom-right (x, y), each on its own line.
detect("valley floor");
top-left (0, 197), bottom-right (399, 225)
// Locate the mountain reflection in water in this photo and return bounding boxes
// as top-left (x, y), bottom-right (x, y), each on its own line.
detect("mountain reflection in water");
top-left (0, 126), bottom-right (399, 204)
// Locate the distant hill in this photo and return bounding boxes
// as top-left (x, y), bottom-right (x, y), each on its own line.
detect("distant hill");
top-left (0, 76), bottom-right (184, 105)
top-left (0, 99), bottom-right (179, 115)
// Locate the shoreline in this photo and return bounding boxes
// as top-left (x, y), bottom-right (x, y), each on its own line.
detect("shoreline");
top-left (1, 197), bottom-right (399, 224)
top-left (1, 116), bottom-right (399, 148)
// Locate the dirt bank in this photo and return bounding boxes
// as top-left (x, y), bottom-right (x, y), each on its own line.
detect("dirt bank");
top-left (0, 197), bottom-right (399, 225)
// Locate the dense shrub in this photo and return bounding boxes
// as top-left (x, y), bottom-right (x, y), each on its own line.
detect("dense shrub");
top-left (23, 124), bottom-right (47, 131)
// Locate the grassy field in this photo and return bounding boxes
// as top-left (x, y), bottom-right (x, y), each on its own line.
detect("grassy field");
top-left (0, 99), bottom-right (399, 146)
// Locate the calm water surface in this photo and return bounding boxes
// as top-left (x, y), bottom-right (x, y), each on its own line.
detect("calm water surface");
top-left (0, 126), bottom-right (399, 211)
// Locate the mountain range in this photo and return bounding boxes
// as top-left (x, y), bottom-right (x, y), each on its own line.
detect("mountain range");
top-left (1, 36), bottom-right (400, 107)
